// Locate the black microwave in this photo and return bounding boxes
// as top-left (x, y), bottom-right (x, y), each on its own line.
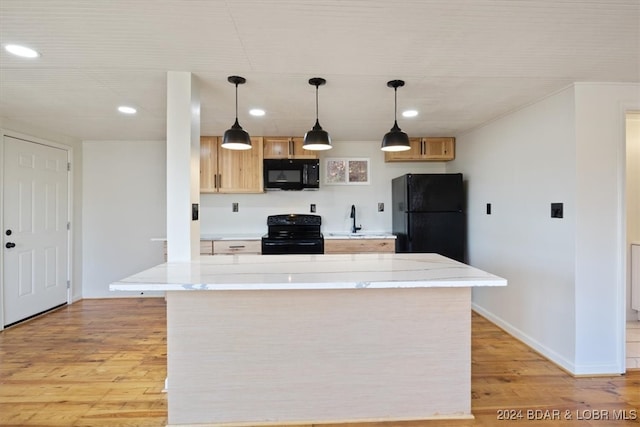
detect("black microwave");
top-left (263, 159), bottom-right (320, 191)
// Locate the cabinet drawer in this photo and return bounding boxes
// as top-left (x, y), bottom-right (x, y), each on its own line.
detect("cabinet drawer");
top-left (324, 239), bottom-right (395, 254)
top-left (213, 240), bottom-right (261, 255)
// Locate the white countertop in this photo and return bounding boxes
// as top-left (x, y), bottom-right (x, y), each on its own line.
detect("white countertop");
top-left (110, 253), bottom-right (506, 292)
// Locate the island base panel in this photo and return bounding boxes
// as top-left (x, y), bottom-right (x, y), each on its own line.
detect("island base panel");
top-left (167, 287), bottom-right (471, 426)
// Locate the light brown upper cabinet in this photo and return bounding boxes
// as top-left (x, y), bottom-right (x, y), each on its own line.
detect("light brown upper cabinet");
top-left (200, 136), bottom-right (264, 193)
top-left (263, 137), bottom-right (318, 159)
top-left (384, 137), bottom-right (455, 162)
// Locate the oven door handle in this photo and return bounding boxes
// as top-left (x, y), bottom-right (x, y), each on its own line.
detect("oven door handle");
top-left (263, 241), bottom-right (320, 246)
top-left (262, 241), bottom-right (289, 246)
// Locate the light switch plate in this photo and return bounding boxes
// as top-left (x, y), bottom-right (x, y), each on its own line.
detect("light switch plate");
top-left (551, 202), bottom-right (563, 218)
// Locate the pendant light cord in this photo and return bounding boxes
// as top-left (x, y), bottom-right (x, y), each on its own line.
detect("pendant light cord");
top-left (394, 86), bottom-right (398, 124)
top-left (235, 83), bottom-right (239, 120)
top-left (315, 84), bottom-right (319, 121)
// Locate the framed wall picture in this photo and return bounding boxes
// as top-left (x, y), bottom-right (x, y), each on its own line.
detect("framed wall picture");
top-left (325, 158), bottom-right (370, 185)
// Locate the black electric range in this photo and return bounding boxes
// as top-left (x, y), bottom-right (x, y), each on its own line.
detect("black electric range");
top-left (261, 214), bottom-right (324, 255)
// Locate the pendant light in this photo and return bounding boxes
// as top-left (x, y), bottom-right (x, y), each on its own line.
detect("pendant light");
top-left (381, 79), bottom-right (411, 152)
top-left (303, 77), bottom-right (332, 151)
top-left (222, 75), bottom-right (252, 150)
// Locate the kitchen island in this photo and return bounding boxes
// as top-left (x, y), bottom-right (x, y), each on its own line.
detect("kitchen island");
top-left (110, 253), bottom-right (506, 426)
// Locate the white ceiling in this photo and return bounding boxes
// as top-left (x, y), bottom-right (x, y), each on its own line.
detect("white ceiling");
top-left (0, 0), bottom-right (638, 142)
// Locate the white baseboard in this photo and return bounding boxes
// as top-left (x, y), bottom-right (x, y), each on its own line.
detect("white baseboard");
top-left (82, 291), bottom-right (166, 299)
top-left (471, 303), bottom-right (622, 376)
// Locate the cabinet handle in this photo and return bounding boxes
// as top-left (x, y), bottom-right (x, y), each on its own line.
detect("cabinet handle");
top-left (421, 140), bottom-right (425, 156)
top-left (214, 174), bottom-right (218, 188)
top-left (289, 139), bottom-right (293, 156)
top-left (229, 245), bottom-right (245, 249)
top-left (218, 174), bottom-right (222, 188)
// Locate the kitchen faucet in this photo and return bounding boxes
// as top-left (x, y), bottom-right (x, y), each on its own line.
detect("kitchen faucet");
top-left (350, 205), bottom-right (362, 233)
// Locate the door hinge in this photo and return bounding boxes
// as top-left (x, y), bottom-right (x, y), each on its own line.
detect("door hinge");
top-left (67, 162), bottom-right (71, 172)
top-left (67, 222), bottom-right (71, 230)
top-left (66, 280), bottom-right (71, 289)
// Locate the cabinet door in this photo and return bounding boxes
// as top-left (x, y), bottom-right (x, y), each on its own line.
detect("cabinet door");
top-left (263, 137), bottom-right (291, 159)
top-left (200, 136), bottom-right (219, 193)
top-left (384, 138), bottom-right (424, 162)
top-left (324, 239), bottom-right (395, 254)
top-left (291, 137), bottom-right (318, 159)
top-left (218, 137), bottom-right (264, 193)
top-left (200, 241), bottom-right (214, 255)
top-left (424, 137), bottom-right (455, 160)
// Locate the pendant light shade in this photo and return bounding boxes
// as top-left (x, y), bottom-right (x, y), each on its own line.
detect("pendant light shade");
top-left (303, 77), bottom-right (332, 151)
top-left (381, 79), bottom-right (411, 152)
top-left (222, 75), bottom-right (252, 150)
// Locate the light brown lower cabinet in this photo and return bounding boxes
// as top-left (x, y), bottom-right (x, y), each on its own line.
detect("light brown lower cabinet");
top-left (167, 239), bottom-right (395, 259)
top-left (213, 240), bottom-right (261, 255)
top-left (162, 241), bottom-right (215, 260)
top-left (200, 241), bottom-right (214, 255)
top-left (324, 239), bottom-right (395, 254)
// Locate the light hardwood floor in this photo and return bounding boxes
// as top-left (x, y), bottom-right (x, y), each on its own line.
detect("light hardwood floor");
top-left (0, 298), bottom-right (638, 427)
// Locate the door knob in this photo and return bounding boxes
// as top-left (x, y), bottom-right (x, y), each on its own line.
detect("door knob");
top-left (5, 242), bottom-right (15, 249)
top-left (5, 229), bottom-right (11, 236)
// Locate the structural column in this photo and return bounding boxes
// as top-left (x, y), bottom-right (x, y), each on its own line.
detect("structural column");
top-left (166, 72), bottom-right (200, 262)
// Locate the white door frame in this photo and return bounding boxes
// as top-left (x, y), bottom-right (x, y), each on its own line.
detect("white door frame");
top-left (0, 129), bottom-right (74, 331)
top-left (619, 104), bottom-right (640, 371)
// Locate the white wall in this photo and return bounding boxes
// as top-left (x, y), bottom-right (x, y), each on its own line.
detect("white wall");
top-left (82, 141), bottom-right (166, 298)
top-left (450, 83), bottom-right (640, 375)
top-left (200, 141), bottom-right (445, 235)
top-left (572, 83), bottom-right (640, 372)
top-left (449, 86), bottom-right (578, 371)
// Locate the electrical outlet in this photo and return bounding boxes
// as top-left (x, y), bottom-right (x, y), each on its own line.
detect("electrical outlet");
top-left (310, 204), bottom-right (316, 213)
top-left (378, 202), bottom-right (384, 212)
top-left (232, 202), bottom-right (238, 212)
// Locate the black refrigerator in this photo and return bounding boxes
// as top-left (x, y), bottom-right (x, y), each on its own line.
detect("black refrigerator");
top-left (392, 173), bottom-right (465, 262)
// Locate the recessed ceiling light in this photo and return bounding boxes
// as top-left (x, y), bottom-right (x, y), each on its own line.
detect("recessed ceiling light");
top-left (402, 110), bottom-right (419, 118)
top-left (118, 106), bottom-right (137, 114)
top-left (4, 44), bottom-right (40, 58)
top-left (249, 109), bottom-right (265, 117)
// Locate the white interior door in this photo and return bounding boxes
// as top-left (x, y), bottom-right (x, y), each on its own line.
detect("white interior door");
top-left (3, 136), bottom-right (69, 326)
